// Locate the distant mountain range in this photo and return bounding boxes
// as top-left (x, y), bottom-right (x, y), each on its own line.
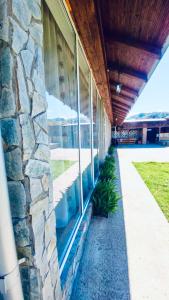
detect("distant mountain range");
top-left (127, 112), bottom-right (169, 120)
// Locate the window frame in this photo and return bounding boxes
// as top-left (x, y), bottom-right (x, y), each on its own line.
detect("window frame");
top-left (44, 0), bottom-right (104, 275)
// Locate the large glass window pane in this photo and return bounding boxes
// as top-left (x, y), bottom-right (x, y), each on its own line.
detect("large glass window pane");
top-left (99, 100), bottom-right (105, 163)
top-left (92, 81), bottom-right (99, 179)
top-left (43, 2), bottom-right (81, 262)
top-left (79, 45), bottom-right (92, 204)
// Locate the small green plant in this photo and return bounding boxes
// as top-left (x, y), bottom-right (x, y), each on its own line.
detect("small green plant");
top-left (108, 145), bottom-right (114, 156)
top-left (92, 147), bottom-right (120, 217)
top-left (99, 163), bottom-right (116, 181)
top-left (92, 180), bottom-right (119, 217)
top-left (99, 155), bottom-right (115, 180)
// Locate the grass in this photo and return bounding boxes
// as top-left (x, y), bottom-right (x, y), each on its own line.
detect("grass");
top-left (133, 162), bottom-right (169, 222)
top-left (50, 160), bottom-right (76, 179)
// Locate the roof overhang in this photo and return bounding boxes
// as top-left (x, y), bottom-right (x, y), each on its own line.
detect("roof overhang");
top-left (67, 0), bottom-right (169, 125)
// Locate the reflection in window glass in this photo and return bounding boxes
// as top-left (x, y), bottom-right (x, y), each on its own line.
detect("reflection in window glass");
top-left (43, 2), bottom-right (81, 262)
top-left (93, 82), bottom-right (99, 178)
top-left (79, 45), bottom-right (92, 204)
top-left (99, 100), bottom-right (105, 162)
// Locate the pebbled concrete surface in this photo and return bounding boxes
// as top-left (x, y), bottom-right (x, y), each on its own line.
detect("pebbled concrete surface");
top-left (71, 145), bottom-right (169, 300)
top-left (71, 153), bottom-right (130, 300)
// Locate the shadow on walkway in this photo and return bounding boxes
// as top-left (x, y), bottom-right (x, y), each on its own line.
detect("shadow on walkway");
top-left (71, 153), bottom-right (130, 300)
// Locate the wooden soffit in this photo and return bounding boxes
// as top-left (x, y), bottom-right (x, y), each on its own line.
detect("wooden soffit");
top-left (67, 0), bottom-right (113, 121)
top-left (67, 0), bottom-right (169, 125)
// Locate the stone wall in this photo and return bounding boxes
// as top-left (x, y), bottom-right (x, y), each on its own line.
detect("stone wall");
top-left (0, 0), bottom-right (62, 299)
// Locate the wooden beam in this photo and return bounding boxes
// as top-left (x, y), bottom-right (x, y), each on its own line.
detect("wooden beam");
top-left (114, 117), bottom-right (125, 124)
top-left (114, 114), bottom-right (124, 119)
top-left (110, 80), bottom-right (139, 97)
top-left (112, 95), bottom-right (134, 106)
top-left (112, 103), bottom-right (130, 111)
top-left (112, 93), bottom-right (135, 104)
top-left (113, 107), bottom-right (127, 113)
top-left (108, 61), bottom-right (148, 81)
top-left (112, 101), bottom-right (130, 111)
top-left (105, 31), bottom-right (162, 59)
top-left (114, 111), bottom-right (127, 118)
top-left (113, 115), bottom-right (125, 122)
top-left (113, 108), bottom-right (127, 116)
top-left (113, 108), bottom-right (128, 115)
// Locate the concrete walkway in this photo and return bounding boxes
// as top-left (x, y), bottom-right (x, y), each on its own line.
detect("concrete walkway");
top-left (71, 145), bottom-right (169, 300)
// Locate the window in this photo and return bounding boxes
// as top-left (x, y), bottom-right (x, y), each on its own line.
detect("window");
top-left (92, 81), bottom-right (99, 178)
top-left (78, 45), bottom-right (93, 204)
top-left (42, 0), bottom-right (111, 269)
top-left (43, 2), bottom-right (81, 262)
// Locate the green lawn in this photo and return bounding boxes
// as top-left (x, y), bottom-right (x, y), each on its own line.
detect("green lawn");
top-left (50, 160), bottom-right (76, 179)
top-left (133, 162), bottom-right (169, 222)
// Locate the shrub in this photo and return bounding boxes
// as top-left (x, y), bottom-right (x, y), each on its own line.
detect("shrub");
top-left (92, 180), bottom-right (119, 217)
top-left (92, 149), bottom-right (120, 217)
top-left (99, 163), bottom-right (116, 181)
top-left (108, 145), bottom-right (114, 156)
top-left (99, 169), bottom-right (116, 181)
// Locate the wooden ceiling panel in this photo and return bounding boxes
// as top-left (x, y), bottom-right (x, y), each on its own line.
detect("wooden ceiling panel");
top-left (109, 72), bottom-right (144, 90)
top-left (67, 0), bottom-right (169, 124)
top-left (106, 42), bottom-right (157, 74)
top-left (100, 0), bottom-right (169, 46)
top-left (68, 0), bottom-right (113, 121)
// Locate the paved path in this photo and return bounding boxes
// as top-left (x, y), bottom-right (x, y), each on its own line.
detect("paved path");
top-left (71, 145), bottom-right (169, 300)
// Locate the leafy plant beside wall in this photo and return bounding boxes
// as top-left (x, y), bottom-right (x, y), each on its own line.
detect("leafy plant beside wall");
top-left (108, 145), bottom-right (114, 156)
top-left (92, 146), bottom-right (120, 217)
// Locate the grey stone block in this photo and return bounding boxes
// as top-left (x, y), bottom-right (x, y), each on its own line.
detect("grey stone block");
top-left (36, 130), bottom-right (49, 145)
top-left (13, 218), bottom-right (30, 247)
top-left (34, 47), bottom-right (44, 77)
top-left (5, 147), bottom-right (24, 180)
top-left (19, 114), bottom-right (35, 161)
top-left (20, 265), bottom-right (30, 300)
top-left (30, 178), bottom-right (43, 202)
top-left (25, 159), bottom-right (50, 178)
top-left (49, 247), bottom-right (60, 288)
top-left (0, 0), bottom-right (9, 42)
top-left (45, 211), bottom-right (56, 249)
top-left (42, 271), bottom-right (53, 300)
top-left (34, 144), bottom-right (50, 162)
top-left (40, 250), bottom-right (49, 282)
top-left (41, 174), bottom-right (49, 192)
top-left (10, 18), bottom-right (28, 54)
top-left (27, 0), bottom-right (41, 20)
top-left (8, 181), bottom-right (27, 218)
top-left (0, 88), bottom-right (16, 118)
top-left (0, 47), bottom-right (13, 87)
top-left (12, 0), bottom-right (31, 31)
top-left (27, 79), bottom-right (34, 98)
top-left (34, 112), bottom-right (48, 132)
top-left (31, 92), bottom-right (46, 118)
top-left (26, 35), bottom-right (35, 54)
top-left (17, 56), bottom-right (30, 113)
top-left (33, 120), bottom-right (41, 138)
top-left (1, 118), bottom-right (20, 147)
top-left (32, 69), bottom-right (45, 97)
top-left (31, 211), bottom-right (45, 259)
top-left (21, 49), bottom-right (34, 78)
top-left (29, 22), bottom-right (43, 46)
top-left (30, 267), bottom-right (42, 299)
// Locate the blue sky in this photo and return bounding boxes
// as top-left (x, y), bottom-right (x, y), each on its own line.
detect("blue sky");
top-left (127, 47), bottom-right (169, 117)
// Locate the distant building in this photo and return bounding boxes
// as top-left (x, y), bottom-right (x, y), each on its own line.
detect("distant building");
top-left (112, 118), bottom-right (169, 145)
